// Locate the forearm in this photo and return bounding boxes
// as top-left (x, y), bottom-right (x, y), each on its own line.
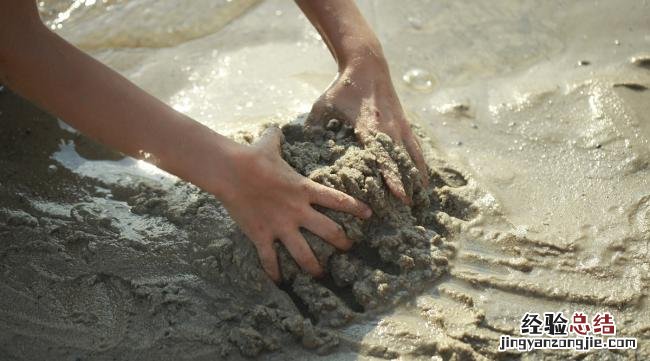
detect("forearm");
top-left (295, 0), bottom-right (386, 70)
top-left (0, 21), bottom-right (238, 198)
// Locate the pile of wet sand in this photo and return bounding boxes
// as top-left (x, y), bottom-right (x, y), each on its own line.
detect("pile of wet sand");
top-left (275, 121), bottom-right (454, 327)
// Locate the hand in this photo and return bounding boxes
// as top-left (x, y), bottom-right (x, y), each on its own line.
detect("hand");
top-left (306, 55), bottom-right (429, 205)
top-left (219, 126), bottom-right (372, 282)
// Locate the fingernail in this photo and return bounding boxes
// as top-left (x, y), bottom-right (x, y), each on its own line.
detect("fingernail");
top-left (364, 207), bottom-right (373, 219)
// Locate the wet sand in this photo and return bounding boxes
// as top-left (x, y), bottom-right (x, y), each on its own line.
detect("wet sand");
top-left (1, 0), bottom-right (649, 360)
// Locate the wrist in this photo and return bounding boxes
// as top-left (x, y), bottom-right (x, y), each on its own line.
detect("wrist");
top-left (153, 118), bottom-right (244, 202)
top-left (339, 48), bottom-right (391, 83)
top-left (337, 40), bottom-right (387, 72)
top-left (196, 136), bottom-right (246, 203)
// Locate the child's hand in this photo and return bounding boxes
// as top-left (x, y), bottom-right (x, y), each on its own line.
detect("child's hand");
top-left (219, 126), bottom-right (372, 282)
top-left (305, 55), bottom-right (429, 205)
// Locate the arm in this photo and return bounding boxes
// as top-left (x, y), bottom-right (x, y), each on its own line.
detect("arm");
top-left (0, 0), bottom-right (372, 282)
top-left (295, 0), bottom-right (429, 204)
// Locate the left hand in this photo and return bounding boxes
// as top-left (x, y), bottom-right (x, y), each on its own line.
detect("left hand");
top-left (305, 55), bottom-right (429, 205)
top-left (216, 126), bottom-right (372, 282)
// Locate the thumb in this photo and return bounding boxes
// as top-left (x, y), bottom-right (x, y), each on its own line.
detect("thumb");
top-left (255, 125), bottom-right (283, 151)
top-left (305, 98), bottom-right (348, 129)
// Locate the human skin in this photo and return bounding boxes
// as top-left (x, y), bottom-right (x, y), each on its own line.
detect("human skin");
top-left (0, 0), bottom-right (425, 281)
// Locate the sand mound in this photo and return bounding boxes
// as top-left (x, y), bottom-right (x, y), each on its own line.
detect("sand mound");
top-left (276, 121), bottom-right (454, 327)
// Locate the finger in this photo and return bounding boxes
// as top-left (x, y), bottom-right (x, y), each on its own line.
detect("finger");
top-left (380, 162), bottom-right (412, 205)
top-left (305, 99), bottom-right (349, 129)
top-left (308, 181), bottom-right (372, 219)
top-left (281, 231), bottom-right (323, 278)
top-left (363, 134), bottom-right (413, 206)
top-left (302, 210), bottom-right (353, 251)
top-left (403, 133), bottom-right (430, 188)
top-left (253, 240), bottom-right (281, 282)
top-left (255, 125), bottom-right (283, 151)
top-left (306, 101), bottom-right (328, 129)
top-left (354, 122), bottom-right (375, 145)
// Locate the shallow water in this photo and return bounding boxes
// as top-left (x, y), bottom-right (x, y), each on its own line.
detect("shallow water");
top-left (1, 0), bottom-right (648, 359)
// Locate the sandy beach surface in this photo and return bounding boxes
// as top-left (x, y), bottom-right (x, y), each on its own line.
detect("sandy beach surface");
top-left (1, 1), bottom-right (649, 360)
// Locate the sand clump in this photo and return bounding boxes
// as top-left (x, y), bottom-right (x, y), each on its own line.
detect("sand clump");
top-left (276, 120), bottom-right (454, 326)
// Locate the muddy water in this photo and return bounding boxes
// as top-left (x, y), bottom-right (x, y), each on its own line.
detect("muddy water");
top-left (0, 0), bottom-right (648, 360)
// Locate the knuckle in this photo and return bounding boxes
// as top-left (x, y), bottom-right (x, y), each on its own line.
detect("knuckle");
top-left (401, 124), bottom-right (414, 136)
top-left (322, 223), bottom-right (338, 239)
top-left (294, 206), bottom-right (310, 219)
top-left (299, 181), bottom-right (313, 195)
top-left (332, 225), bottom-right (346, 240)
top-left (247, 228), bottom-right (268, 244)
top-left (312, 101), bottom-right (328, 114)
top-left (260, 254), bottom-right (274, 267)
top-left (296, 252), bottom-right (314, 268)
top-left (336, 192), bottom-right (352, 205)
top-left (258, 244), bottom-right (275, 260)
top-left (284, 200), bottom-right (307, 219)
top-left (350, 199), bottom-right (365, 212)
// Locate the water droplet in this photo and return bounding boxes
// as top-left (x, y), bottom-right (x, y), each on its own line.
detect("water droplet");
top-left (407, 16), bottom-right (423, 30)
top-left (402, 68), bottom-right (435, 92)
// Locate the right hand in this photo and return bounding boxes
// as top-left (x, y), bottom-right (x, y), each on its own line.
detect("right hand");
top-left (219, 126), bottom-right (372, 282)
top-left (306, 55), bottom-right (429, 205)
